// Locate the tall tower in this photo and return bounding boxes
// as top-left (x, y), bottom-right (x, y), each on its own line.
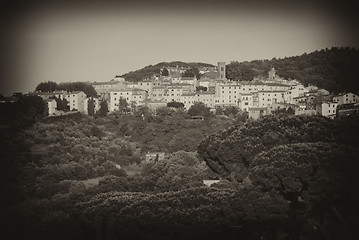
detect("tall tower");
top-left (218, 62), bottom-right (226, 79)
top-left (268, 67), bottom-right (276, 80)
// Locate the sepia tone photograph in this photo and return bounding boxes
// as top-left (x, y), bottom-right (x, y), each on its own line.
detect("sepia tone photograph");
top-left (1, 0), bottom-right (359, 239)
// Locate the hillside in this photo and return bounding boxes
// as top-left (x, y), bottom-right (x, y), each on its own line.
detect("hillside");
top-left (120, 61), bottom-right (215, 81)
top-left (226, 47), bottom-right (359, 93)
top-left (120, 47), bottom-right (359, 94)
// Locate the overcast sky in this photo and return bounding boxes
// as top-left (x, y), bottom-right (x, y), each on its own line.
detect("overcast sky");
top-left (1, 0), bottom-right (358, 96)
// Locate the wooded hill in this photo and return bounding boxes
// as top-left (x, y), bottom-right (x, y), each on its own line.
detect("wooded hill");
top-left (120, 47), bottom-right (359, 94)
top-left (119, 61), bottom-right (215, 82)
top-left (226, 47), bottom-right (359, 94)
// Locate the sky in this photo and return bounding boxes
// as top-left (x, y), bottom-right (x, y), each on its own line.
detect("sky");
top-left (1, 0), bottom-right (358, 96)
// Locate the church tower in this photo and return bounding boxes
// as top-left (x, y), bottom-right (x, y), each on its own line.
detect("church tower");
top-left (268, 67), bottom-right (276, 80)
top-left (218, 62), bottom-right (226, 79)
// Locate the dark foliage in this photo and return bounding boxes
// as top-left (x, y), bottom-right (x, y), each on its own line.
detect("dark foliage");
top-left (167, 101), bottom-right (184, 108)
top-left (121, 61), bottom-right (214, 82)
top-left (56, 82), bottom-right (97, 97)
top-left (35, 81), bottom-right (58, 92)
top-left (226, 47), bottom-right (359, 94)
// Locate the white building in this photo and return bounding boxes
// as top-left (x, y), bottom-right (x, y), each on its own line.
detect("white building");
top-left (333, 93), bottom-right (358, 105)
top-left (92, 79), bottom-right (127, 100)
top-left (109, 88), bottom-right (147, 112)
top-left (257, 91), bottom-right (286, 107)
top-left (317, 102), bottom-right (338, 118)
top-left (45, 99), bottom-right (57, 116)
top-left (62, 91), bottom-right (87, 112)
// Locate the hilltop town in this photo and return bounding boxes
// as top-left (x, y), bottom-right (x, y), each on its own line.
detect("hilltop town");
top-left (23, 61), bottom-right (359, 120)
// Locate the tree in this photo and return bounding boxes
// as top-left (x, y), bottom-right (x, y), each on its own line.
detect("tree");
top-left (226, 63), bottom-right (256, 81)
top-left (187, 102), bottom-right (211, 118)
top-left (118, 98), bottom-right (129, 114)
top-left (215, 107), bottom-right (224, 115)
top-left (98, 100), bottom-right (108, 116)
top-left (17, 95), bottom-right (47, 120)
top-left (87, 97), bottom-right (95, 116)
top-left (35, 81), bottom-right (58, 92)
top-left (55, 97), bottom-right (64, 111)
top-left (249, 143), bottom-right (359, 239)
top-left (167, 101), bottom-right (184, 108)
top-left (62, 98), bottom-right (69, 111)
top-left (196, 86), bottom-right (207, 92)
top-left (181, 68), bottom-right (200, 79)
top-left (56, 82), bottom-right (97, 98)
top-left (223, 106), bottom-right (238, 116)
top-left (161, 68), bottom-right (169, 76)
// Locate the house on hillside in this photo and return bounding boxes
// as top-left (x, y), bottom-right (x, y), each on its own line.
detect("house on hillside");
top-left (45, 99), bottom-right (57, 116)
top-left (203, 180), bottom-right (221, 187)
top-left (316, 102), bottom-right (338, 118)
top-left (92, 79), bottom-right (127, 100)
top-left (333, 92), bottom-right (358, 105)
top-left (145, 152), bottom-right (165, 162)
top-left (248, 107), bottom-right (267, 120)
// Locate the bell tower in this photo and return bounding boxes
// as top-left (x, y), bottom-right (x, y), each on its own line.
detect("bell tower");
top-left (218, 62), bottom-right (226, 79)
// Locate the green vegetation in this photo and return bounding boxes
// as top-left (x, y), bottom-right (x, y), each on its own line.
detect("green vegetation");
top-left (120, 61), bottom-right (214, 81)
top-left (2, 91), bottom-right (359, 239)
top-left (226, 47), bottom-right (359, 93)
top-left (0, 95), bottom-right (47, 128)
top-left (35, 81), bottom-right (97, 97)
top-left (198, 114), bottom-right (359, 239)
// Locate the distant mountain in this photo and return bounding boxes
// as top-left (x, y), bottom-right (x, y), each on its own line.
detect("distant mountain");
top-left (119, 61), bottom-right (215, 82)
top-left (226, 47), bottom-right (359, 94)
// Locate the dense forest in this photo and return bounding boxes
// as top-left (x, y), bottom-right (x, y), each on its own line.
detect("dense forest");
top-left (226, 47), bottom-right (359, 94)
top-left (1, 98), bottom-right (359, 239)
